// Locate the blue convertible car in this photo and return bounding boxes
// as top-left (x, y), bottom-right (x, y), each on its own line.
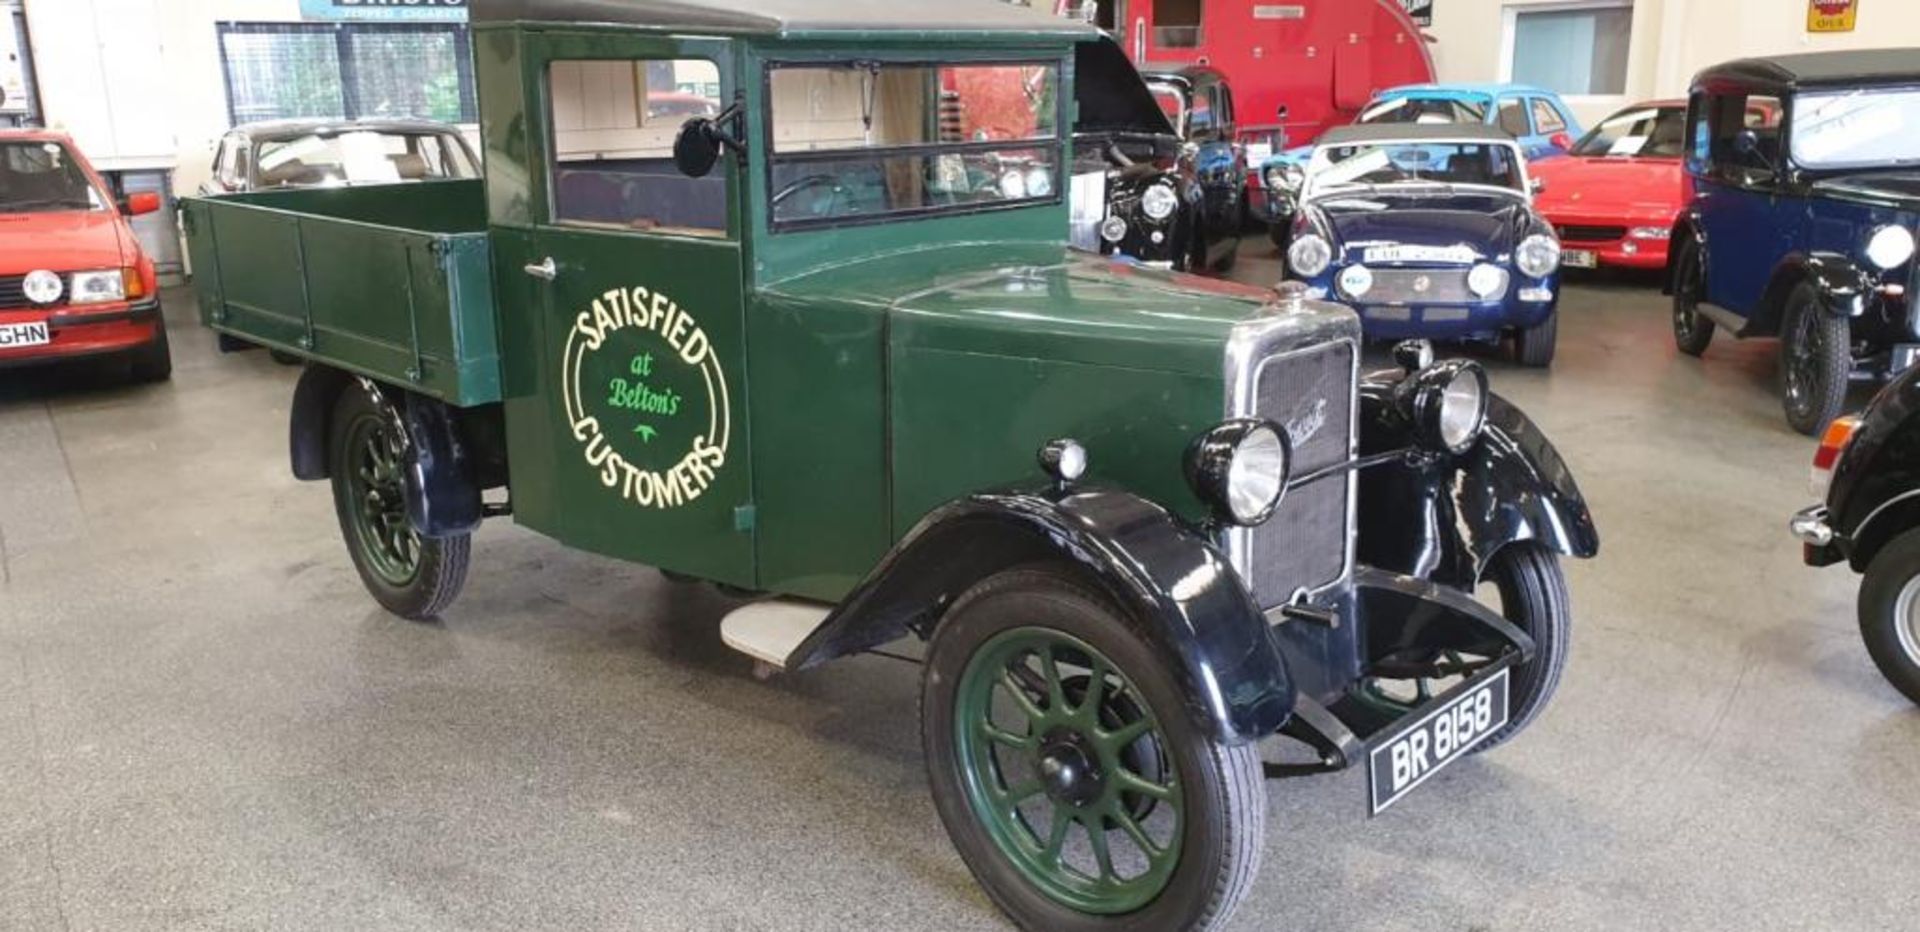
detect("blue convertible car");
top-left (1283, 124), bottom-right (1563, 366)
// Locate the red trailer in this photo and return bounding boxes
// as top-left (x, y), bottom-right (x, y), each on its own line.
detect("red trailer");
top-left (1076, 0), bottom-right (1435, 161)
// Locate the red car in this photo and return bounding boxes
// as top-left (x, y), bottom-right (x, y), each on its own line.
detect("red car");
top-left (0, 130), bottom-right (170, 381)
top-left (1533, 98), bottom-right (1780, 271)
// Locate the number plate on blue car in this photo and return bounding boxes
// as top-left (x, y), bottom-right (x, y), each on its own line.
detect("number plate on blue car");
top-left (1368, 667), bottom-right (1509, 815)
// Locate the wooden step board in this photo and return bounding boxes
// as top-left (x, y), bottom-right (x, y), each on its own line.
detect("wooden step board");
top-left (720, 598), bottom-right (832, 671)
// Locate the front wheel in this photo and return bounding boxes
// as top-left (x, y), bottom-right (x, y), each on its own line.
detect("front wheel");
top-left (1856, 529), bottom-right (1920, 706)
top-left (922, 569), bottom-right (1264, 932)
top-left (327, 384), bottom-right (470, 620)
top-left (1671, 239), bottom-right (1715, 356)
top-left (127, 317), bottom-right (172, 383)
top-left (1512, 310), bottom-right (1558, 368)
top-left (1472, 543), bottom-right (1571, 753)
top-left (1779, 282), bottom-right (1850, 436)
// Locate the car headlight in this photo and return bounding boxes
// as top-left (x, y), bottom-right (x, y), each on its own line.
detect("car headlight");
top-left (1024, 166), bottom-right (1053, 199)
top-left (1866, 225), bottom-right (1916, 270)
top-left (1467, 263), bottom-right (1510, 299)
top-left (1515, 234), bottom-right (1561, 279)
top-left (1404, 360), bottom-right (1490, 455)
top-left (1141, 183), bottom-right (1178, 221)
top-left (69, 269), bottom-right (127, 305)
top-left (21, 269), bottom-right (63, 305)
top-left (1186, 419), bottom-right (1291, 526)
top-left (1288, 234), bottom-right (1333, 277)
top-left (1337, 264), bottom-right (1373, 298)
top-left (1628, 226), bottom-right (1671, 240)
top-left (1263, 165), bottom-right (1287, 191)
top-left (1099, 215), bottom-right (1129, 243)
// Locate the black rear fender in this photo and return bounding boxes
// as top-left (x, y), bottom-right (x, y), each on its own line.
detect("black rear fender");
top-left (784, 488), bottom-right (1297, 745)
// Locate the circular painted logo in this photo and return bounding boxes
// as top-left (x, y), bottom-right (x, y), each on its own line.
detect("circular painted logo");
top-left (561, 284), bottom-right (730, 509)
top-left (22, 269), bottom-right (63, 305)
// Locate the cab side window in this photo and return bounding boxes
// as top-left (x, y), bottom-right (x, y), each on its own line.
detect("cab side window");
top-left (1214, 84), bottom-right (1235, 136)
top-left (1530, 99), bottom-right (1566, 135)
top-left (1497, 99), bottom-right (1531, 137)
top-left (1189, 88), bottom-right (1216, 138)
top-left (546, 58), bottom-right (727, 236)
top-left (1700, 91), bottom-right (1782, 187)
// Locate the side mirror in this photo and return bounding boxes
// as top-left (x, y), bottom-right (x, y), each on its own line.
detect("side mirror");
top-left (1734, 128), bottom-right (1780, 175)
top-left (673, 118), bottom-right (722, 178)
top-left (121, 192), bottom-right (162, 216)
top-left (1550, 132), bottom-right (1573, 152)
top-left (1529, 176), bottom-right (1546, 195)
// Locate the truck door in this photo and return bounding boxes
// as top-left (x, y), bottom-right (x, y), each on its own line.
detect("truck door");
top-left (502, 33), bottom-right (755, 587)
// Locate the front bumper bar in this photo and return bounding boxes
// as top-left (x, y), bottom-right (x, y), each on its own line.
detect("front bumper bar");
top-left (1791, 504), bottom-right (1845, 566)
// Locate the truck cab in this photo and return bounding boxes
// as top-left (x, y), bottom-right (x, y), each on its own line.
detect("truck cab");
top-left (183, 3), bottom-right (1599, 930)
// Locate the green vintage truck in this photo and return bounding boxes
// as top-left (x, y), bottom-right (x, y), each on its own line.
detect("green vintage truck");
top-left (183, 2), bottom-right (1599, 929)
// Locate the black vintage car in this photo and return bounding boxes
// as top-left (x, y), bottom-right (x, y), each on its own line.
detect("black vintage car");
top-left (1794, 364), bottom-right (1920, 706)
top-left (1072, 42), bottom-right (1244, 273)
top-left (1669, 50), bottom-right (1920, 435)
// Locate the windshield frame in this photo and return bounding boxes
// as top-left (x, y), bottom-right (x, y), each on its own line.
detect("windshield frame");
top-left (0, 139), bottom-right (111, 216)
top-left (1302, 137), bottom-right (1532, 201)
top-left (761, 55), bottom-right (1068, 233)
top-left (1789, 84), bottom-right (1920, 173)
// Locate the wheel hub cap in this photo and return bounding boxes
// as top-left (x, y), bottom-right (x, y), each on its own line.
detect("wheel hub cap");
top-left (1037, 730), bottom-right (1103, 806)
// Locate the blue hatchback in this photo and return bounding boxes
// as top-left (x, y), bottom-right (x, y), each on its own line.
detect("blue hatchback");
top-left (1284, 124), bottom-right (1563, 366)
top-left (1669, 50), bottom-right (1920, 435)
top-left (1254, 83), bottom-right (1582, 243)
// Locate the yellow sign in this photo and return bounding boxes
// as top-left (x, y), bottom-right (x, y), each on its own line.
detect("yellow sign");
top-left (1808, 0), bottom-right (1858, 33)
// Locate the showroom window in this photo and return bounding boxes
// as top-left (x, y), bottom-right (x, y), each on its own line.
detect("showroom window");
top-left (1507, 3), bottom-right (1632, 96)
top-left (1153, 0), bottom-right (1203, 48)
top-left (217, 23), bottom-right (477, 126)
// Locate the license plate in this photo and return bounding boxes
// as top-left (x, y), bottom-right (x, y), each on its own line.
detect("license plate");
top-left (0, 321), bottom-right (50, 349)
top-left (1363, 244), bottom-right (1477, 265)
top-left (1368, 667), bottom-right (1510, 815)
top-left (1562, 249), bottom-right (1598, 269)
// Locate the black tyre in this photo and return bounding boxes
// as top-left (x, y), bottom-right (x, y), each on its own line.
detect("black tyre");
top-left (1671, 239), bottom-right (1715, 357)
top-left (1779, 282), bottom-right (1851, 436)
top-left (1856, 528), bottom-right (1920, 706)
top-left (1472, 543), bottom-right (1571, 753)
top-left (1266, 222), bottom-right (1289, 251)
top-left (1512, 310), bottom-right (1558, 368)
top-left (327, 385), bottom-right (470, 620)
top-left (269, 349), bottom-right (304, 366)
top-left (922, 569), bottom-right (1264, 932)
top-left (128, 316), bottom-right (172, 383)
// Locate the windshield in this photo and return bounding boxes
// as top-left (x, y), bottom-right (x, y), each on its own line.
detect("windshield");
top-left (0, 141), bottom-right (105, 214)
top-left (768, 61), bottom-right (1060, 228)
top-left (1306, 141), bottom-right (1525, 197)
top-left (1792, 87), bottom-right (1920, 170)
top-left (1572, 105), bottom-right (1688, 158)
top-left (253, 130), bottom-right (478, 188)
top-left (1358, 96), bottom-right (1486, 126)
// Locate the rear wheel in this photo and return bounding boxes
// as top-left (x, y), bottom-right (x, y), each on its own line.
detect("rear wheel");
top-left (922, 569), bottom-right (1263, 932)
top-left (127, 317), bottom-right (172, 383)
top-left (1779, 282), bottom-right (1850, 436)
top-left (1512, 310), bottom-right (1558, 368)
top-left (1671, 239), bottom-right (1715, 356)
top-left (327, 385), bottom-right (469, 620)
top-left (1856, 528), bottom-right (1920, 706)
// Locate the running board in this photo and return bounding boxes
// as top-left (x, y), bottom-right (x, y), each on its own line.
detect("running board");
top-left (720, 598), bottom-right (832, 675)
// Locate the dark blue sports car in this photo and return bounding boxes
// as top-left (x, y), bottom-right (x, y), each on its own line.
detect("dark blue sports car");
top-left (1283, 124), bottom-right (1564, 366)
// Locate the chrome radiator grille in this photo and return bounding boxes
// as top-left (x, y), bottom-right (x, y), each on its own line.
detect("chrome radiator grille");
top-left (1236, 340), bottom-right (1356, 607)
top-left (1361, 268), bottom-right (1475, 305)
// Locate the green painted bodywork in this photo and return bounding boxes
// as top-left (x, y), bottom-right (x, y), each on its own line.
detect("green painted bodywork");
top-left (182, 181), bottom-right (501, 407)
top-left (189, 16), bottom-right (1315, 604)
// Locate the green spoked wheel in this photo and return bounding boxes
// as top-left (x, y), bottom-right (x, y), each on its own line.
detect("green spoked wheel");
top-left (327, 385), bottom-right (470, 620)
top-left (923, 569), bottom-right (1264, 932)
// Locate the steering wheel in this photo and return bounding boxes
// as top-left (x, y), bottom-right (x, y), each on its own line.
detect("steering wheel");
top-left (772, 173), bottom-right (849, 219)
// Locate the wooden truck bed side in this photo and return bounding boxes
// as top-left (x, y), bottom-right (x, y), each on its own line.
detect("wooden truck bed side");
top-left (181, 180), bottom-right (502, 407)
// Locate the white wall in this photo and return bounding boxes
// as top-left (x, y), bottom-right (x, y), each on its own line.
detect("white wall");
top-left (1424, 0), bottom-right (1920, 126)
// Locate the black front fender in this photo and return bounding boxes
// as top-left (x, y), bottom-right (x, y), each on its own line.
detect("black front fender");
top-left (1358, 380), bottom-right (1599, 587)
top-left (1774, 253), bottom-right (1875, 322)
top-left (785, 488), bottom-right (1296, 744)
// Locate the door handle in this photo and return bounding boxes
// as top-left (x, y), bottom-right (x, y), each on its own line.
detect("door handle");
top-left (524, 257), bottom-right (558, 281)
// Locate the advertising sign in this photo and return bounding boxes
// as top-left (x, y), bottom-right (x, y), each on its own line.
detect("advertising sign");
top-left (299, 0), bottom-right (468, 22)
top-left (1808, 0), bottom-right (1858, 32)
top-left (1, 12), bottom-right (28, 115)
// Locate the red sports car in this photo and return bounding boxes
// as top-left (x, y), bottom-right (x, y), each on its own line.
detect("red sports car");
top-left (0, 129), bottom-right (169, 380)
top-left (1533, 98), bottom-right (1780, 271)
top-left (1530, 100), bottom-right (1693, 271)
